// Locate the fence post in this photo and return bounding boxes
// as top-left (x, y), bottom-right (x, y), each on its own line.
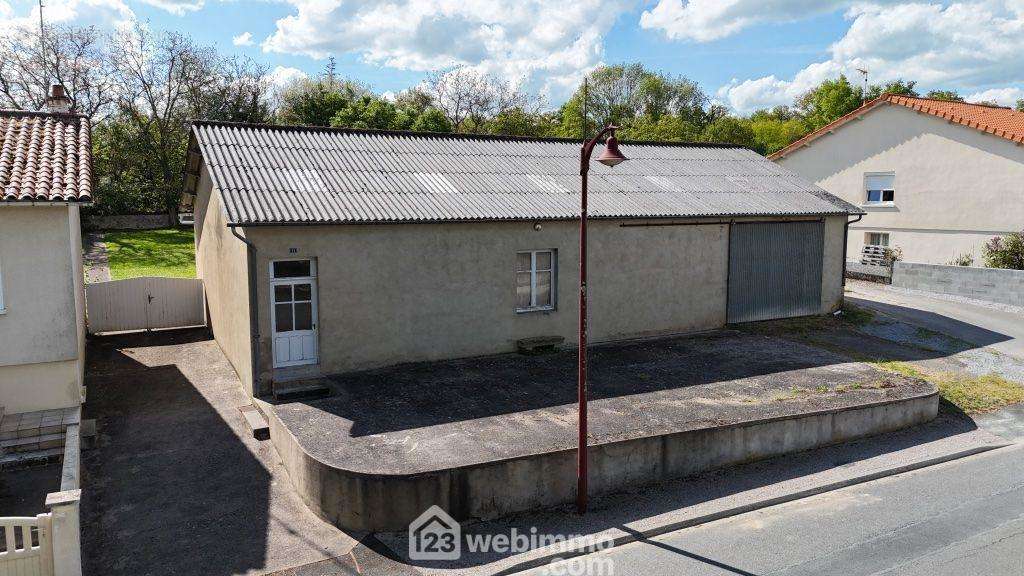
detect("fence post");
top-left (45, 490), bottom-right (82, 576)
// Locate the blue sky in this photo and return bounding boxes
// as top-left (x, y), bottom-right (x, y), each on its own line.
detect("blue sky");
top-left (6, 0), bottom-right (1024, 113)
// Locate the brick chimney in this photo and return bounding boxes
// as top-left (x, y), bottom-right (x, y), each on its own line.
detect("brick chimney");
top-left (44, 84), bottom-right (72, 113)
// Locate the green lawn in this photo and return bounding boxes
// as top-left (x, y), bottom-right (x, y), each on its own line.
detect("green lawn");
top-left (104, 227), bottom-right (196, 280)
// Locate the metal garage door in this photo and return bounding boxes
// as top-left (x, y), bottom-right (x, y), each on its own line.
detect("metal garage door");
top-left (727, 221), bottom-right (823, 323)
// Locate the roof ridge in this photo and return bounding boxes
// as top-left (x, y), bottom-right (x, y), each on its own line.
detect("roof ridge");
top-left (889, 94), bottom-right (1013, 110)
top-left (0, 109), bottom-right (88, 121)
top-left (190, 119), bottom-right (747, 149)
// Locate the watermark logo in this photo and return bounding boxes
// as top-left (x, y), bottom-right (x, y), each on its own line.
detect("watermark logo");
top-left (408, 505), bottom-right (461, 560)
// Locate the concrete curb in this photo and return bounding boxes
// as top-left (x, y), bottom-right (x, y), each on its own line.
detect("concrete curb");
top-left (494, 441), bottom-right (1011, 575)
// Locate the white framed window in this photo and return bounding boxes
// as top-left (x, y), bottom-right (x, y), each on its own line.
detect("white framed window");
top-left (866, 232), bottom-right (890, 247)
top-left (516, 250), bottom-right (555, 312)
top-left (865, 173), bottom-right (895, 204)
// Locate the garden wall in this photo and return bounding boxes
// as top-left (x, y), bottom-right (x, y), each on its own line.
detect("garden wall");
top-left (83, 214), bottom-right (170, 230)
top-left (892, 261), bottom-right (1024, 307)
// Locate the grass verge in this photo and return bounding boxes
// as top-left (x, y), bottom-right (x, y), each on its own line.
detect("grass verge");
top-left (871, 360), bottom-right (1024, 414)
top-left (103, 227), bottom-right (196, 280)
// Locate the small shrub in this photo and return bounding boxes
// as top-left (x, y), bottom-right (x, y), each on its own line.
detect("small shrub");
top-left (882, 246), bottom-right (903, 268)
top-left (984, 231), bottom-right (1024, 270)
top-left (947, 253), bottom-right (974, 267)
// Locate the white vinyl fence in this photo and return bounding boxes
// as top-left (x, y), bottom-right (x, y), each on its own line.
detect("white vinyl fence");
top-left (0, 515), bottom-right (53, 576)
top-left (0, 425), bottom-right (82, 576)
top-left (86, 277), bottom-right (205, 334)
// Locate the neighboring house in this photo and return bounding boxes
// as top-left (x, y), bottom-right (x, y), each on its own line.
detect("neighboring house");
top-left (0, 89), bottom-right (90, 414)
top-left (185, 123), bottom-right (859, 397)
top-left (771, 95), bottom-right (1024, 265)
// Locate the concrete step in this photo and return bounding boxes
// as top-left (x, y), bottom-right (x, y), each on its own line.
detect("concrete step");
top-left (0, 447), bottom-right (64, 469)
top-left (1, 432), bottom-right (66, 453)
top-left (239, 405), bottom-right (270, 440)
top-left (273, 382), bottom-right (331, 402)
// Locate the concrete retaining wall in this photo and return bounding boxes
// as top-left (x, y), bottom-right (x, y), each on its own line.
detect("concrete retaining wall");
top-left (262, 391), bottom-right (938, 532)
top-left (892, 261), bottom-right (1024, 307)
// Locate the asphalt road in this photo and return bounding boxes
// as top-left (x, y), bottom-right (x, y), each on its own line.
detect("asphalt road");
top-left (531, 444), bottom-right (1024, 576)
top-left (846, 280), bottom-right (1024, 360)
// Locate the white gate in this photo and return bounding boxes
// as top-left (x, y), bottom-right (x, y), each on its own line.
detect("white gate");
top-left (0, 515), bottom-right (53, 576)
top-left (86, 277), bottom-right (205, 334)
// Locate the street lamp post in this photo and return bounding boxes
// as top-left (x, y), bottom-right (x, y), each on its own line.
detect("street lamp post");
top-left (577, 126), bottom-right (627, 514)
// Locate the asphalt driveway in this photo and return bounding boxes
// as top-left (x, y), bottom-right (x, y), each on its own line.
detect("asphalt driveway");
top-left (846, 280), bottom-right (1024, 360)
top-left (80, 329), bottom-right (358, 576)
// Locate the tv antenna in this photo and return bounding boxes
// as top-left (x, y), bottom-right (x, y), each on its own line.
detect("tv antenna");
top-left (856, 68), bottom-right (869, 103)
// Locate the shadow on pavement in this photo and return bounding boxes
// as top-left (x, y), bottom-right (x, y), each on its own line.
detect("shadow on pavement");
top-left (80, 328), bottom-right (272, 576)
top-left (847, 297), bottom-right (1013, 352)
top-left (305, 327), bottom-right (953, 439)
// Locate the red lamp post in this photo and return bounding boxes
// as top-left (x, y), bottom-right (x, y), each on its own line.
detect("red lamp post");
top-left (577, 126), bottom-right (627, 514)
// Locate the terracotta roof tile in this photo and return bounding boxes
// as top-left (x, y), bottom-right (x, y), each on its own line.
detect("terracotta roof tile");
top-left (769, 95), bottom-right (1024, 160)
top-left (0, 110), bottom-right (92, 203)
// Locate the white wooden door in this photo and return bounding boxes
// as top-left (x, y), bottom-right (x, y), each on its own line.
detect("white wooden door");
top-left (270, 260), bottom-right (319, 368)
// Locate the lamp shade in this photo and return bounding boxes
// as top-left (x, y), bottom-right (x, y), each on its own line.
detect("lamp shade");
top-left (596, 135), bottom-right (627, 167)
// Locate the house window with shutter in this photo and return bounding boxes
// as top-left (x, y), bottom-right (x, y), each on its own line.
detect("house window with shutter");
top-left (865, 173), bottom-right (895, 204)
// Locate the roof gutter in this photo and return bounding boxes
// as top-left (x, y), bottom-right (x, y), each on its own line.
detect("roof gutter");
top-left (223, 212), bottom-right (856, 228)
top-left (231, 226), bottom-right (261, 398)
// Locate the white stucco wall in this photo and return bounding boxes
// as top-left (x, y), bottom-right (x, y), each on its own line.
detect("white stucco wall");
top-left (194, 166), bottom-right (253, 392)
top-left (0, 205), bottom-right (84, 413)
top-left (777, 103), bottom-right (1024, 264)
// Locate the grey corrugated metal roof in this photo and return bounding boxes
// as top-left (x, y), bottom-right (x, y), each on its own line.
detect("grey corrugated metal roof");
top-left (190, 121), bottom-right (860, 225)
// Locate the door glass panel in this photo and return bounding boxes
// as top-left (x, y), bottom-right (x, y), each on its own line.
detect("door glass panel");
top-left (294, 283), bottom-right (312, 302)
top-left (274, 284), bottom-right (292, 303)
top-left (535, 271), bottom-right (552, 307)
top-left (294, 302), bottom-right (313, 331)
top-left (516, 252), bottom-right (532, 272)
top-left (275, 303), bottom-right (293, 332)
top-left (536, 251), bottom-right (551, 271)
top-left (273, 260), bottom-right (311, 278)
top-left (516, 271), bottom-right (532, 309)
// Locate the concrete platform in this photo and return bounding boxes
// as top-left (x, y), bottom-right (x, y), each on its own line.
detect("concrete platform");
top-left (263, 330), bottom-right (939, 532)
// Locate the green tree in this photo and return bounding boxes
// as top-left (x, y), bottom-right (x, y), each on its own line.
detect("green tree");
top-left (1016, 99), bottom-right (1024, 112)
top-left (796, 75), bottom-right (863, 130)
top-left (865, 79), bottom-right (919, 99)
top-left (925, 89), bottom-right (964, 102)
top-left (701, 116), bottom-right (756, 148)
top-left (410, 107), bottom-right (452, 132)
top-left (557, 64), bottom-right (710, 139)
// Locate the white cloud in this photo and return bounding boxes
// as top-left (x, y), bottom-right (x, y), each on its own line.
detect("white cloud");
top-left (269, 65), bottom-right (307, 89)
top-left (640, 0), bottom-right (863, 42)
top-left (137, 0), bottom-right (203, 16)
top-left (261, 0), bottom-right (627, 100)
top-left (1, 0), bottom-right (135, 32)
top-left (967, 87), bottom-right (1024, 106)
top-left (232, 31), bottom-right (254, 46)
top-left (717, 1), bottom-right (1024, 114)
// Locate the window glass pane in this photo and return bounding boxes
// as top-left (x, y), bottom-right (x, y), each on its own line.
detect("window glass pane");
top-left (867, 190), bottom-right (882, 202)
top-left (882, 189), bottom-right (894, 202)
top-left (879, 234), bottom-right (890, 247)
top-left (294, 283), bottom-right (311, 302)
top-left (535, 271), bottom-right (552, 307)
top-left (274, 303), bottom-right (293, 332)
top-left (516, 271), bottom-right (532, 309)
top-left (294, 302), bottom-right (313, 331)
top-left (536, 251), bottom-right (551, 271)
top-left (274, 284), bottom-right (292, 303)
top-left (516, 252), bottom-right (532, 273)
top-left (273, 260), bottom-right (311, 278)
